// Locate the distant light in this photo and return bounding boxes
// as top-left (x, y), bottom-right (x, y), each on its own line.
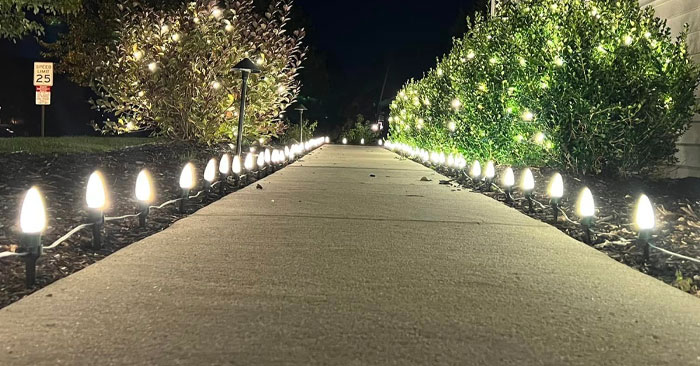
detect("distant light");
top-left (521, 168), bottom-right (534, 191)
top-left (133, 50), bottom-right (143, 61)
top-left (522, 110), bottom-right (534, 122)
top-left (147, 62), bottom-right (158, 72)
top-left (179, 163), bottom-right (196, 190)
top-left (86, 171), bottom-right (107, 210)
top-left (484, 161), bottom-right (495, 179)
top-left (135, 169), bottom-right (154, 203)
top-left (577, 187), bottom-right (595, 218)
top-left (470, 160), bottom-right (481, 179)
top-left (325, 136), bottom-right (330, 143)
top-left (225, 24), bottom-right (234, 32)
top-left (284, 146), bottom-right (290, 157)
top-left (205, 158), bottom-right (218, 183)
top-left (342, 138), bottom-right (347, 144)
top-left (360, 138), bottom-right (365, 145)
top-left (371, 124), bottom-right (379, 132)
top-left (257, 153), bottom-right (265, 168)
top-left (548, 173), bottom-right (563, 199)
top-left (211, 7), bottom-right (223, 18)
top-left (635, 194), bottom-right (655, 231)
top-left (451, 98), bottom-right (461, 109)
top-left (448, 121), bottom-right (456, 132)
top-left (623, 35), bottom-right (633, 46)
top-left (232, 155), bottom-right (242, 174)
top-left (378, 139), bottom-right (383, 146)
top-left (264, 149), bottom-right (271, 164)
top-left (171, 33), bottom-right (180, 42)
top-left (219, 154), bottom-right (231, 175)
top-left (20, 187), bottom-right (46, 234)
top-left (212, 81), bottom-right (222, 90)
top-left (534, 132), bottom-right (545, 144)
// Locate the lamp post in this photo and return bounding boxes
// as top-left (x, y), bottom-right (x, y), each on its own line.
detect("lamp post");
top-left (295, 104), bottom-right (307, 143)
top-left (232, 58), bottom-right (261, 157)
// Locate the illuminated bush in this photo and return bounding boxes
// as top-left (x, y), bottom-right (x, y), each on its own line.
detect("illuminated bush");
top-left (389, 0), bottom-right (699, 175)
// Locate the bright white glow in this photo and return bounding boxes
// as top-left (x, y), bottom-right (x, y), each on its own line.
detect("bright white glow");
top-left (503, 167), bottom-right (515, 187)
top-left (360, 138), bottom-right (365, 145)
top-left (212, 81), bottom-right (222, 90)
top-left (171, 33), bottom-right (180, 42)
top-left (179, 163), bottom-right (196, 190)
top-left (522, 110), bottom-right (534, 121)
top-left (451, 98), bottom-right (461, 109)
top-left (219, 154), bottom-right (231, 175)
top-left (205, 158), bottom-right (217, 183)
top-left (470, 161), bottom-right (481, 178)
top-left (378, 139), bottom-right (383, 146)
top-left (284, 146), bottom-right (290, 157)
top-left (225, 24), bottom-right (234, 32)
top-left (342, 138), bottom-right (347, 145)
top-left (577, 187), bottom-right (595, 218)
top-left (135, 169), bottom-right (153, 203)
top-left (148, 62), bottom-right (158, 72)
top-left (257, 153), bottom-right (265, 168)
top-left (484, 161), bottom-right (495, 179)
top-left (232, 155), bottom-right (242, 174)
top-left (20, 187), bottom-right (46, 234)
top-left (623, 35), bottom-right (633, 46)
top-left (86, 171), bottom-right (107, 210)
top-left (244, 153), bottom-right (254, 171)
top-left (211, 7), bottom-right (223, 18)
top-left (635, 194), bottom-right (655, 230)
top-left (534, 132), bottom-right (546, 144)
top-left (264, 149), bottom-right (271, 164)
top-left (133, 50), bottom-right (143, 61)
top-left (521, 168), bottom-right (535, 191)
top-left (467, 50), bottom-right (475, 59)
top-left (548, 173), bottom-right (563, 199)
top-left (371, 124), bottom-right (379, 132)
top-left (448, 121), bottom-right (456, 132)
top-left (447, 154), bottom-right (455, 167)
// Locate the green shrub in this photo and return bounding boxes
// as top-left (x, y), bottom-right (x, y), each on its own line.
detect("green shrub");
top-left (278, 120), bottom-right (318, 145)
top-left (341, 114), bottom-right (380, 144)
top-left (389, 0), bottom-right (700, 176)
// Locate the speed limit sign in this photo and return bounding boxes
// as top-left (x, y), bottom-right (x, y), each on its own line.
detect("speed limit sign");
top-left (33, 62), bottom-right (53, 86)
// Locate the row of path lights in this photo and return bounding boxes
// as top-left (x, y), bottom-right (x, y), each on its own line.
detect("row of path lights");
top-left (384, 141), bottom-right (665, 263)
top-left (11, 138), bottom-right (328, 287)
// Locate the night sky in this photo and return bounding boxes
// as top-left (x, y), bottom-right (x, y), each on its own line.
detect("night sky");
top-left (0, 0), bottom-right (487, 137)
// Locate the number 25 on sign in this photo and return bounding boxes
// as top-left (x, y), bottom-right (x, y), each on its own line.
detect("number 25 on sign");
top-left (33, 62), bottom-right (53, 137)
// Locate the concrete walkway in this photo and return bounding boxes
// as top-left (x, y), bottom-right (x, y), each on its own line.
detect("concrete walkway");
top-left (0, 145), bottom-right (699, 365)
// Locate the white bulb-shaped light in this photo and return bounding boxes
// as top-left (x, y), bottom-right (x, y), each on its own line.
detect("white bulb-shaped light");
top-left (325, 137), bottom-right (330, 143)
top-left (232, 155), bottom-right (242, 174)
top-left (179, 163), bottom-right (196, 190)
top-left (360, 138), bottom-right (365, 145)
top-left (471, 160), bottom-right (481, 178)
top-left (257, 152), bottom-right (265, 168)
top-left (205, 158), bottom-right (217, 183)
top-left (548, 173), bottom-right (563, 199)
top-left (264, 149), bottom-right (271, 164)
top-left (577, 187), bottom-right (595, 218)
top-left (521, 168), bottom-right (535, 191)
top-left (244, 153), bottom-right (254, 171)
top-left (20, 186), bottom-right (46, 234)
top-left (342, 138), bottom-right (347, 144)
top-left (86, 171), bottom-right (107, 210)
top-left (378, 139), bottom-right (383, 146)
top-left (284, 146), bottom-right (290, 157)
top-left (503, 167), bottom-right (515, 187)
top-left (484, 161), bottom-right (495, 179)
top-left (635, 194), bottom-right (655, 231)
top-left (135, 169), bottom-right (153, 203)
top-left (219, 154), bottom-right (231, 175)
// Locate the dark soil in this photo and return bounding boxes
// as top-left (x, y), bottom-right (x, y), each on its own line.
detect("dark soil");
top-left (420, 159), bottom-right (700, 296)
top-left (0, 141), bottom-right (274, 309)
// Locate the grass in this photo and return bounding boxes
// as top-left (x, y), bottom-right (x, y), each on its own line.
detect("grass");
top-left (0, 137), bottom-right (160, 154)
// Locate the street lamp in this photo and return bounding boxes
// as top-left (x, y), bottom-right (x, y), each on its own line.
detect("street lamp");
top-left (232, 58), bottom-right (261, 157)
top-left (295, 104), bottom-right (307, 143)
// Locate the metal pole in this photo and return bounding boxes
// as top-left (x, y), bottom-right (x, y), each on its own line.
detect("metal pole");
top-left (41, 105), bottom-right (45, 137)
top-left (299, 109), bottom-right (303, 143)
top-left (235, 71), bottom-right (250, 157)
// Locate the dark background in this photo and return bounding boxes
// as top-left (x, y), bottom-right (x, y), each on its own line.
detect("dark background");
top-left (0, 0), bottom-right (488, 137)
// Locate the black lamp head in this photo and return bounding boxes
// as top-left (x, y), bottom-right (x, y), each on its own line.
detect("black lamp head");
top-left (232, 58), bottom-right (261, 74)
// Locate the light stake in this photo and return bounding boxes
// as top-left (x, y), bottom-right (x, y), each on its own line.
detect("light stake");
top-left (135, 169), bottom-right (154, 227)
top-left (577, 187), bottom-right (595, 244)
top-left (179, 163), bottom-right (196, 213)
top-left (231, 155), bottom-right (242, 187)
top-left (19, 187), bottom-right (46, 287)
top-left (257, 152), bottom-right (266, 179)
top-left (548, 173), bottom-right (564, 222)
top-left (244, 153), bottom-right (255, 184)
top-left (342, 137), bottom-right (347, 145)
top-left (203, 158), bottom-right (217, 199)
top-left (483, 161), bottom-right (495, 191)
top-left (521, 168), bottom-right (535, 212)
top-left (634, 194), bottom-right (655, 261)
top-left (86, 171), bottom-right (108, 249)
top-left (218, 154), bottom-right (230, 196)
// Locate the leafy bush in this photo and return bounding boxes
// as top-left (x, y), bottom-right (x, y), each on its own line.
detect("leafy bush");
top-left (389, 0), bottom-right (700, 175)
top-left (278, 120), bottom-right (317, 145)
top-left (341, 114), bottom-right (379, 144)
top-left (49, 0), bottom-right (306, 144)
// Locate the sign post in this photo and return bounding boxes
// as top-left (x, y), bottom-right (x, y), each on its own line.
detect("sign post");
top-left (33, 62), bottom-right (53, 137)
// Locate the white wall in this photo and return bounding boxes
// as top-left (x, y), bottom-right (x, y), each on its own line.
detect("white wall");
top-left (640, 0), bottom-right (700, 178)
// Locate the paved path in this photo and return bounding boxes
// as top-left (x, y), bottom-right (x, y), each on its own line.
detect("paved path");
top-left (0, 145), bottom-right (699, 365)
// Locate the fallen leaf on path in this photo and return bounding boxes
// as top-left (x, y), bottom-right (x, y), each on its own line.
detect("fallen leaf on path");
top-left (420, 176), bottom-right (431, 182)
top-left (256, 184), bottom-right (263, 190)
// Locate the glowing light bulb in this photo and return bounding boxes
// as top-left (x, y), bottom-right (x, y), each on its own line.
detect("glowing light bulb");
top-left (448, 121), bottom-right (456, 132)
top-left (219, 154), bottom-right (231, 175)
top-left (325, 136), bottom-right (330, 143)
top-left (467, 50), bottom-right (475, 59)
top-left (179, 163), bottom-right (195, 190)
top-left (86, 171), bottom-right (107, 210)
top-left (342, 138), bottom-right (347, 144)
top-left (204, 158), bottom-right (217, 183)
top-left (263, 149), bottom-right (270, 164)
top-left (451, 98), bottom-right (461, 109)
top-left (148, 62), bottom-right (158, 72)
top-left (360, 138), bottom-right (365, 145)
top-left (534, 132), bottom-right (545, 144)
top-left (257, 152), bottom-right (265, 168)
top-left (20, 187), bottom-right (46, 234)
top-left (623, 35), bottom-right (633, 46)
top-left (211, 7), bottom-right (223, 18)
top-left (231, 155), bottom-right (241, 175)
top-left (522, 110), bottom-right (534, 122)
top-left (212, 81), bottom-right (222, 90)
top-left (577, 187), bottom-right (595, 218)
top-left (171, 33), bottom-right (180, 42)
top-left (521, 168), bottom-right (535, 191)
top-left (133, 50), bottom-right (143, 61)
top-left (371, 124), bottom-right (379, 132)
top-left (135, 169), bottom-right (153, 203)
top-left (470, 161), bottom-right (481, 178)
top-left (548, 173), bottom-right (563, 199)
top-left (284, 146), bottom-right (290, 157)
top-left (503, 167), bottom-right (515, 187)
top-left (378, 139), bottom-right (383, 146)
top-left (484, 161), bottom-right (495, 179)
top-left (635, 194), bottom-right (655, 231)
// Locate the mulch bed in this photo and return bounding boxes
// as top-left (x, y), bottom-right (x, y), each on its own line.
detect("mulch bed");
top-left (412, 157), bottom-right (700, 296)
top-left (0, 141), bottom-right (272, 309)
